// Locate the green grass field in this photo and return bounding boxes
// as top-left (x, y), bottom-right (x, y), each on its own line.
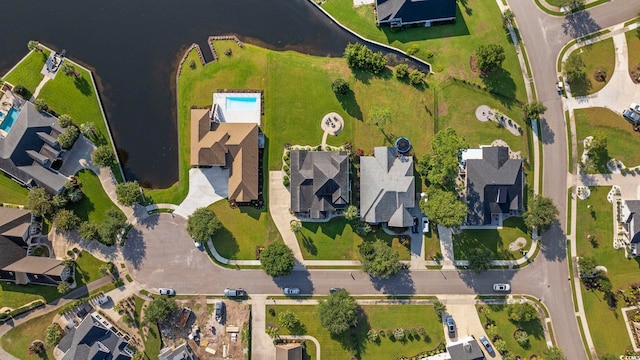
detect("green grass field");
top-left (74, 251), bottom-right (107, 288)
top-left (567, 38), bottom-right (615, 96)
top-left (3, 49), bottom-right (49, 97)
top-left (627, 30), bottom-right (640, 80)
top-left (0, 282), bottom-right (61, 310)
top-left (296, 218), bottom-right (410, 260)
top-left (574, 108), bottom-right (640, 171)
top-left (0, 172), bottom-right (29, 205)
top-left (321, 0), bottom-right (527, 102)
top-left (0, 311), bottom-right (57, 359)
top-left (68, 169), bottom-right (123, 224)
top-left (576, 186), bottom-right (639, 356)
top-left (477, 304), bottom-right (548, 358)
top-left (266, 304), bottom-right (444, 359)
top-left (424, 230), bottom-right (441, 260)
top-left (453, 217), bottom-right (531, 260)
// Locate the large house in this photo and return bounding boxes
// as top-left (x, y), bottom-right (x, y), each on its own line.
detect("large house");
top-left (54, 312), bottom-right (134, 360)
top-left (190, 92), bottom-right (264, 203)
top-left (0, 92), bottom-right (74, 194)
top-left (290, 150), bottom-right (349, 219)
top-left (360, 146), bottom-right (415, 228)
top-left (375, 0), bottom-right (456, 28)
top-left (275, 342), bottom-right (303, 360)
top-left (621, 199), bottom-right (640, 256)
top-left (159, 342), bottom-right (199, 360)
top-left (0, 207), bottom-right (67, 286)
top-left (463, 146), bottom-right (524, 226)
top-left (445, 337), bottom-right (486, 360)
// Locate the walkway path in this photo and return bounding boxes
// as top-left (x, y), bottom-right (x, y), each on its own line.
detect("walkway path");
top-left (248, 295), bottom-right (272, 360)
top-left (31, 77), bottom-right (50, 100)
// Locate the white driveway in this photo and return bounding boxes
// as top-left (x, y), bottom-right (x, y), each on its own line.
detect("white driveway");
top-left (174, 168), bottom-right (228, 218)
top-left (442, 297), bottom-right (501, 359)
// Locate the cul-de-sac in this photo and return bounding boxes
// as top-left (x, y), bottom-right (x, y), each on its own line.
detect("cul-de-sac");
top-left (1, 1), bottom-right (640, 359)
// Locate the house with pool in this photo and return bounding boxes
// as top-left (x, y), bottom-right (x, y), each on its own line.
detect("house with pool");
top-left (190, 91), bottom-right (265, 204)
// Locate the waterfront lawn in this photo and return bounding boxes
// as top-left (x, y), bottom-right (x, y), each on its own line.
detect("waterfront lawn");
top-left (209, 200), bottom-right (282, 260)
top-left (453, 217), bottom-right (531, 260)
top-left (576, 186), bottom-right (638, 356)
top-left (266, 304), bottom-right (444, 359)
top-left (477, 304), bottom-right (547, 358)
top-left (627, 30), bottom-right (640, 80)
top-left (567, 38), bottom-right (614, 96)
top-left (321, 0), bottom-right (528, 102)
top-left (3, 49), bottom-right (49, 97)
top-left (0, 172), bottom-right (28, 205)
top-left (0, 311), bottom-right (56, 359)
top-left (74, 250), bottom-right (107, 288)
top-left (574, 108), bottom-right (640, 171)
top-left (296, 218), bottom-right (410, 260)
top-left (68, 169), bottom-right (122, 224)
top-left (0, 282), bottom-right (61, 310)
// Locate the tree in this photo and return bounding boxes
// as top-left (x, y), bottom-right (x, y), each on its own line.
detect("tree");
top-left (543, 346), bottom-right (566, 360)
top-left (27, 187), bottom-right (54, 217)
top-left (468, 248), bottom-right (493, 273)
top-left (260, 242), bottom-right (295, 276)
top-left (564, 52), bottom-right (586, 84)
top-left (494, 338), bottom-right (507, 354)
top-left (99, 263), bottom-right (113, 277)
top-left (290, 219), bottom-right (302, 234)
top-left (578, 256), bottom-right (599, 278)
top-left (186, 207), bottom-right (222, 243)
top-left (343, 205), bottom-right (358, 221)
top-left (425, 128), bottom-right (468, 188)
top-left (558, 0), bottom-right (585, 10)
top-left (57, 114), bottom-right (74, 128)
top-left (475, 44), bottom-right (506, 72)
top-left (61, 63), bottom-right (76, 77)
top-left (359, 239), bottom-right (403, 279)
top-left (92, 145), bottom-right (116, 167)
top-left (502, 9), bottom-right (515, 28)
top-left (144, 296), bottom-right (177, 324)
top-left (514, 329), bottom-right (529, 345)
top-left (433, 300), bottom-right (446, 320)
top-left (57, 282), bottom-right (70, 294)
top-left (13, 85), bottom-right (29, 98)
top-left (45, 324), bottom-right (63, 346)
top-left (522, 101), bottom-right (547, 120)
top-left (58, 125), bottom-right (80, 149)
top-left (99, 208), bottom-right (126, 245)
top-left (419, 188), bottom-right (467, 228)
top-left (79, 221), bottom-right (100, 241)
top-left (584, 130), bottom-right (608, 170)
top-left (34, 99), bottom-right (49, 113)
top-left (394, 64), bottom-right (409, 78)
top-left (331, 78), bottom-right (350, 95)
top-left (278, 310), bottom-right (301, 332)
top-left (317, 289), bottom-right (359, 335)
top-left (52, 194), bottom-right (69, 209)
top-left (523, 194), bottom-right (559, 231)
top-left (115, 181), bottom-right (141, 207)
top-left (53, 209), bottom-right (81, 232)
top-left (408, 70), bottom-right (425, 85)
top-left (366, 106), bottom-right (392, 132)
top-left (27, 40), bottom-right (40, 51)
top-left (80, 122), bottom-right (96, 138)
top-left (67, 188), bottom-right (83, 203)
top-left (27, 340), bottom-right (45, 355)
top-left (343, 43), bottom-right (387, 74)
top-left (507, 302), bottom-right (538, 322)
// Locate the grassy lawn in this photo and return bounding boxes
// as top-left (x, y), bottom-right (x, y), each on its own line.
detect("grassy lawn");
top-left (453, 217), bottom-right (531, 260)
top-left (0, 172), bottom-right (28, 205)
top-left (567, 38), bottom-right (615, 96)
top-left (74, 250), bottom-right (106, 288)
top-left (0, 282), bottom-right (61, 310)
top-left (574, 108), bottom-right (640, 171)
top-left (3, 49), bottom-right (49, 97)
top-left (476, 304), bottom-right (547, 358)
top-left (143, 322), bottom-right (162, 359)
top-left (209, 200), bottom-right (282, 260)
top-left (266, 304), bottom-right (444, 359)
top-left (0, 311), bottom-right (57, 359)
top-left (68, 169), bottom-right (123, 224)
top-left (321, 0), bottom-right (528, 102)
top-left (296, 218), bottom-right (410, 260)
top-left (576, 186), bottom-right (639, 356)
top-left (424, 230), bottom-right (441, 260)
top-left (626, 30), bottom-right (640, 80)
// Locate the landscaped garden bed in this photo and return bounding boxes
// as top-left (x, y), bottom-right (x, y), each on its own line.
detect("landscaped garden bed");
top-left (566, 38), bottom-right (615, 96)
top-left (626, 29), bottom-right (640, 83)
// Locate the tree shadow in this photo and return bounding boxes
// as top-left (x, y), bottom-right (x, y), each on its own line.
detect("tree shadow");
top-left (211, 226), bottom-right (240, 259)
top-left (538, 117), bottom-right (555, 145)
top-left (336, 89), bottom-right (363, 120)
top-left (370, 269), bottom-right (415, 295)
top-left (568, 73), bottom-right (593, 97)
top-left (272, 267), bottom-right (315, 295)
top-left (121, 224), bottom-right (148, 271)
top-left (540, 221), bottom-right (567, 262)
top-left (562, 11), bottom-right (601, 39)
top-left (299, 232), bottom-right (317, 256)
top-left (331, 307), bottom-right (371, 358)
top-left (480, 68), bottom-right (516, 103)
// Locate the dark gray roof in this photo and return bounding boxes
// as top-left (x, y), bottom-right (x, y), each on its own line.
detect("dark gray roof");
top-left (0, 207), bottom-right (30, 269)
top-left (159, 342), bottom-right (199, 360)
top-left (624, 200), bottom-right (640, 244)
top-left (447, 337), bottom-right (485, 360)
top-left (360, 147), bottom-right (415, 227)
top-left (0, 100), bottom-right (68, 194)
top-left (466, 147), bottom-right (523, 225)
top-left (290, 150), bottom-right (349, 219)
top-left (376, 0), bottom-right (456, 24)
top-left (56, 313), bottom-right (133, 360)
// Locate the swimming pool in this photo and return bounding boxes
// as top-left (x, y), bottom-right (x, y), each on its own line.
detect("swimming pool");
top-left (225, 96), bottom-right (258, 111)
top-left (0, 108), bottom-right (21, 133)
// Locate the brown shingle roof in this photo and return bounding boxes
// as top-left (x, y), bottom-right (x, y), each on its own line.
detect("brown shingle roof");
top-left (275, 343), bottom-right (302, 360)
top-left (3, 256), bottom-right (65, 276)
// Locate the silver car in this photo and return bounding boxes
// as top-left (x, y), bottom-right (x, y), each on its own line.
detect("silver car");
top-left (493, 283), bottom-right (511, 292)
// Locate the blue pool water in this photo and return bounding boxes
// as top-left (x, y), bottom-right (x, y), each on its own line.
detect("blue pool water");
top-left (0, 108), bottom-right (20, 133)
top-left (225, 96), bottom-right (258, 111)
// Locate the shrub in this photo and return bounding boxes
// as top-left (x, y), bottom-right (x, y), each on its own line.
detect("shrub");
top-left (34, 99), bottom-right (49, 113)
top-left (514, 329), bottom-right (529, 345)
top-left (13, 85), bottom-right (29, 98)
top-left (408, 70), bottom-right (425, 85)
top-left (425, 49), bottom-right (434, 58)
top-left (394, 64), bottom-right (409, 78)
top-left (367, 329), bottom-right (380, 342)
top-left (224, 48), bottom-right (232, 56)
top-left (406, 44), bottom-right (420, 55)
top-left (58, 114), bottom-right (74, 128)
top-left (45, 323), bottom-right (63, 346)
top-left (189, 60), bottom-right (196, 69)
top-left (58, 125), bottom-right (80, 149)
top-left (283, 175), bottom-right (290, 187)
top-left (331, 78), bottom-right (350, 95)
top-left (393, 327), bottom-right (405, 341)
top-left (343, 43), bottom-right (387, 74)
top-left (386, 329), bottom-right (393, 338)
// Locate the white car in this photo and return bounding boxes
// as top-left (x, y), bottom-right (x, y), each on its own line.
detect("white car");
top-left (493, 283), bottom-right (511, 292)
top-left (422, 216), bottom-right (430, 233)
top-left (158, 288), bottom-right (176, 295)
top-left (631, 103), bottom-right (640, 113)
top-left (96, 295), bottom-right (111, 305)
top-left (283, 287), bottom-right (300, 295)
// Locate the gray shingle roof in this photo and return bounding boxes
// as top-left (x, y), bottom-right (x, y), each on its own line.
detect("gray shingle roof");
top-left (159, 342), bottom-right (199, 360)
top-left (56, 312), bottom-right (133, 360)
top-left (0, 207), bottom-right (30, 269)
top-left (290, 150), bottom-right (349, 219)
top-left (446, 337), bottom-right (485, 360)
top-left (376, 0), bottom-right (456, 25)
top-left (465, 147), bottom-right (523, 225)
top-left (623, 200), bottom-right (640, 244)
top-left (360, 147), bottom-right (415, 227)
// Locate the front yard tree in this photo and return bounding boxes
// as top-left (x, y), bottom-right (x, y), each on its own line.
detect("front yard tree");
top-left (578, 256), bottom-right (598, 278)
top-left (317, 289), bottom-right (359, 335)
top-left (261, 241), bottom-right (295, 276)
top-left (290, 219), bottom-right (302, 234)
top-left (144, 296), bottom-right (177, 324)
top-left (53, 209), bottom-right (81, 232)
top-left (186, 207), bottom-right (222, 243)
top-left (426, 127), bottom-right (468, 188)
top-left (558, 0), bottom-right (585, 10)
top-left (468, 248), bottom-right (493, 273)
top-left (79, 221), bottom-right (100, 241)
top-left (420, 188), bottom-right (467, 228)
top-left (523, 194), bottom-right (559, 231)
top-left (99, 208), bottom-right (126, 245)
top-left (45, 324), bottom-right (63, 346)
top-left (543, 346), bottom-right (566, 360)
top-left (358, 238), bottom-right (403, 279)
top-left (475, 44), bottom-right (506, 72)
top-left (115, 181), bottom-right (141, 207)
top-left (27, 187), bottom-right (54, 217)
top-left (343, 204), bottom-right (358, 221)
top-left (92, 145), bottom-right (116, 167)
top-left (564, 52), bottom-right (586, 84)
top-left (507, 302), bottom-right (537, 322)
top-left (522, 101), bottom-right (547, 120)
top-left (433, 300), bottom-right (447, 320)
top-left (278, 310), bottom-right (302, 333)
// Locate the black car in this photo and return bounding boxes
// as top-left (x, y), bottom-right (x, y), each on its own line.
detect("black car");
top-left (330, 288), bottom-right (344, 294)
top-left (412, 217), bottom-right (419, 234)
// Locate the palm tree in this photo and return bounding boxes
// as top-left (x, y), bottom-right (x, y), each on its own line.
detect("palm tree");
top-left (80, 122), bottom-right (96, 138)
top-left (290, 220), bottom-right (302, 233)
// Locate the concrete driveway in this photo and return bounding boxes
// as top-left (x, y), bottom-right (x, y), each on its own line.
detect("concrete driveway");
top-left (173, 167), bottom-right (228, 218)
top-left (443, 298), bottom-right (500, 359)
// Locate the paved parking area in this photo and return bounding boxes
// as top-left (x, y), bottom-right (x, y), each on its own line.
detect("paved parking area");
top-left (443, 302), bottom-right (501, 359)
